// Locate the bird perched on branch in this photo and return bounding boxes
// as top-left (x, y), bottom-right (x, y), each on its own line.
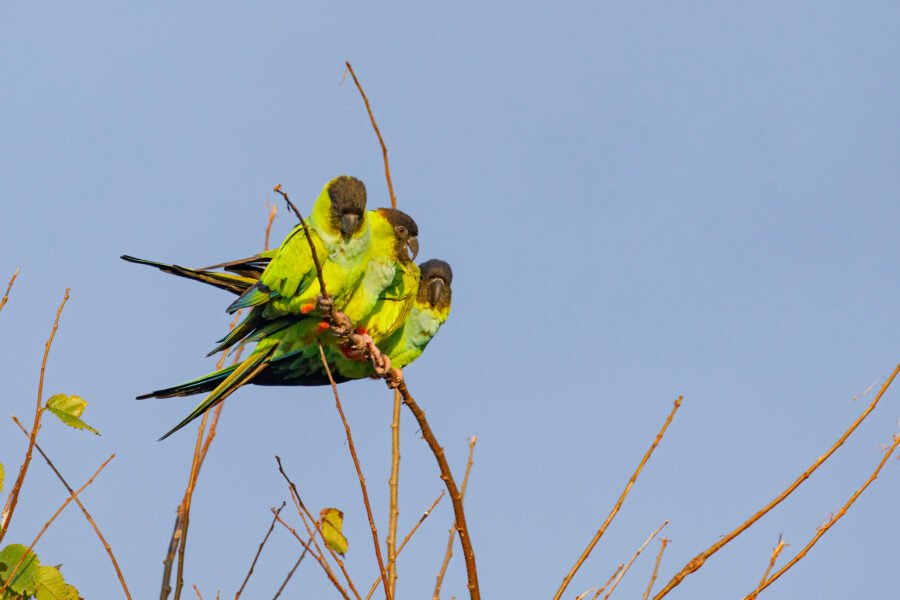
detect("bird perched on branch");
top-left (125, 175), bottom-right (423, 439)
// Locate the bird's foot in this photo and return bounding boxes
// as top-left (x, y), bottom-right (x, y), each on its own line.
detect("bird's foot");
top-left (384, 367), bottom-right (404, 389)
top-left (347, 331), bottom-right (374, 357)
top-left (329, 310), bottom-right (354, 338)
top-left (316, 294), bottom-right (334, 314)
top-left (371, 349), bottom-right (392, 376)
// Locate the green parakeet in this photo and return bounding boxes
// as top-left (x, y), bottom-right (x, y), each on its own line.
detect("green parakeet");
top-left (141, 206), bottom-right (421, 440)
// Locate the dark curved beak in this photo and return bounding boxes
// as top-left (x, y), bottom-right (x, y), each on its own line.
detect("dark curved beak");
top-left (406, 237), bottom-right (419, 261)
top-left (341, 213), bottom-right (361, 238)
top-left (428, 278), bottom-right (445, 306)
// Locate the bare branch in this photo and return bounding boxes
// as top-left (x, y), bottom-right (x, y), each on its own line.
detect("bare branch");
top-left (272, 508), bottom-right (350, 600)
top-left (0, 288), bottom-right (70, 544)
top-left (234, 501), bottom-right (286, 599)
top-left (434, 435), bottom-right (477, 599)
top-left (317, 341), bottom-right (392, 600)
top-left (642, 538), bottom-right (669, 600)
top-left (275, 456), bottom-right (362, 600)
top-left (397, 381), bottom-right (481, 600)
top-left (554, 396), bottom-right (682, 600)
top-left (13, 416), bottom-right (131, 599)
top-left (602, 521), bottom-right (668, 599)
top-left (654, 363), bottom-right (900, 599)
top-left (745, 431), bottom-right (900, 599)
top-left (272, 544), bottom-right (310, 599)
top-left (366, 491), bottom-right (445, 600)
top-left (0, 267), bottom-right (20, 314)
top-left (387, 390), bottom-right (401, 597)
top-left (0, 454), bottom-right (115, 595)
top-left (343, 61), bottom-right (397, 208)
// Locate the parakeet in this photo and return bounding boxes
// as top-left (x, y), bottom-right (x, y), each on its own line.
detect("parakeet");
top-left (140, 206), bottom-right (421, 440)
top-left (244, 258), bottom-right (452, 385)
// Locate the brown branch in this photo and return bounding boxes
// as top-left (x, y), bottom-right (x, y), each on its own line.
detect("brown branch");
top-left (434, 435), bottom-right (477, 599)
top-left (0, 453), bottom-right (115, 595)
top-left (653, 363), bottom-right (900, 599)
top-left (264, 202), bottom-right (278, 251)
top-left (273, 544), bottom-right (311, 599)
top-left (234, 501), bottom-right (286, 599)
top-left (193, 584), bottom-right (204, 600)
top-left (642, 538), bottom-right (669, 600)
top-left (601, 521), bottom-right (668, 599)
top-left (745, 431), bottom-right (900, 599)
top-left (554, 396), bottom-right (682, 600)
top-left (12, 417), bottom-right (131, 599)
top-left (575, 565), bottom-right (622, 600)
top-left (276, 457), bottom-right (362, 600)
top-left (0, 288), bottom-right (70, 544)
top-left (396, 381), bottom-right (481, 600)
top-left (317, 342), bottom-right (392, 600)
top-left (0, 267), bottom-right (19, 314)
top-left (172, 409), bottom-right (211, 600)
top-left (387, 390), bottom-right (402, 596)
top-left (272, 508), bottom-right (350, 600)
top-left (745, 535), bottom-right (785, 600)
top-left (344, 61), bottom-right (397, 208)
top-left (273, 185), bottom-right (333, 312)
top-left (366, 491), bottom-right (446, 600)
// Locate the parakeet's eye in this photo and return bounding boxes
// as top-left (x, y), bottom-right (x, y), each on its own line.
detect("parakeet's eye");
top-left (394, 225), bottom-right (407, 237)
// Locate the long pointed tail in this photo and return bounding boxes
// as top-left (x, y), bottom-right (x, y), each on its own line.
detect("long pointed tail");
top-left (121, 255), bottom-right (257, 296)
top-left (136, 364), bottom-right (240, 400)
top-left (157, 347), bottom-right (275, 441)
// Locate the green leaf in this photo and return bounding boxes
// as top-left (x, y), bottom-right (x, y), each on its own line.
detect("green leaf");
top-left (36, 565), bottom-right (80, 600)
top-left (0, 462), bottom-right (4, 494)
top-left (0, 544), bottom-right (41, 596)
top-left (45, 394), bottom-right (99, 436)
top-left (320, 508), bottom-right (348, 556)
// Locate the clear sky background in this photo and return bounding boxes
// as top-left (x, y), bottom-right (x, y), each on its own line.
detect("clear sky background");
top-left (2, 2), bottom-right (900, 598)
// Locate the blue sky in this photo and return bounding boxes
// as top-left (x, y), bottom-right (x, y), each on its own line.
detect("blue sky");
top-left (2, 2), bottom-right (900, 598)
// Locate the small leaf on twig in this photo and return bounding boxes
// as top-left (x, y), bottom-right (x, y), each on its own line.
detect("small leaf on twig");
top-left (0, 462), bottom-right (4, 493)
top-left (0, 543), bottom-right (41, 595)
top-left (36, 564), bottom-right (80, 600)
top-left (45, 394), bottom-right (100, 435)
top-left (320, 508), bottom-right (348, 556)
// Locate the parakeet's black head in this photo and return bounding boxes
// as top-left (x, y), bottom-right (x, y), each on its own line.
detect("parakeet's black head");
top-left (417, 259), bottom-right (452, 310)
top-left (327, 176), bottom-right (367, 239)
top-left (379, 208), bottom-right (419, 263)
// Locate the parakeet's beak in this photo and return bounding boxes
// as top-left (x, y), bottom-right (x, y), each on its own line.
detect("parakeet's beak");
top-left (428, 278), bottom-right (445, 306)
top-left (341, 213), bottom-right (361, 238)
top-left (406, 237), bottom-right (419, 261)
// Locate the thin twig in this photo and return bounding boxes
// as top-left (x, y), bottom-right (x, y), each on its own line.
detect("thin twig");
top-left (0, 454), bottom-right (115, 595)
top-left (602, 521), bottom-right (668, 599)
top-left (0, 267), bottom-right (19, 314)
top-left (273, 544), bottom-right (311, 599)
top-left (434, 436), bottom-right (477, 599)
top-left (0, 288), bottom-right (69, 544)
top-left (272, 508), bottom-right (350, 600)
top-left (173, 409), bottom-right (211, 600)
top-left (575, 565), bottom-right (622, 600)
top-left (745, 535), bottom-right (785, 600)
top-left (653, 364), bottom-right (900, 599)
top-left (273, 185), bottom-right (333, 317)
top-left (276, 457), bottom-right (362, 600)
top-left (397, 381), bottom-right (481, 600)
top-left (264, 203), bottom-right (278, 251)
top-left (12, 417), bottom-right (131, 599)
top-left (387, 390), bottom-right (401, 596)
top-left (234, 501), bottom-right (286, 599)
top-left (366, 491), bottom-right (446, 600)
top-left (642, 538), bottom-right (669, 600)
top-left (745, 431), bottom-right (900, 599)
top-left (554, 396), bottom-right (682, 600)
top-left (317, 341), bottom-right (392, 600)
top-left (343, 61), bottom-right (396, 208)
top-left (193, 584), bottom-right (204, 600)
